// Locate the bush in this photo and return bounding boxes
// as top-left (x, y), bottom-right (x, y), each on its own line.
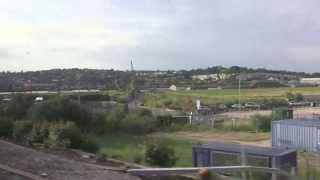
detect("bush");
top-left (104, 109), bottom-right (126, 132)
top-left (0, 117), bottom-right (13, 138)
top-left (27, 97), bottom-right (91, 129)
top-left (133, 154), bottom-right (143, 164)
top-left (145, 140), bottom-right (177, 167)
top-left (260, 98), bottom-right (288, 108)
top-left (79, 136), bottom-right (99, 153)
top-left (29, 120), bottom-right (50, 143)
top-left (124, 113), bottom-right (156, 135)
top-left (251, 114), bottom-right (272, 132)
top-left (46, 121), bottom-right (82, 148)
top-left (2, 94), bottom-right (34, 120)
top-left (104, 109), bottom-right (157, 135)
top-left (13, 120), bottom-right (33, 141)
top-left (285, 91), bottom-right (304, 102)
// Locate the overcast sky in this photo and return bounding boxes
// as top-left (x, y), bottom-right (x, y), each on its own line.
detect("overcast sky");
top-left (1, 0), bottom-right (320, 72)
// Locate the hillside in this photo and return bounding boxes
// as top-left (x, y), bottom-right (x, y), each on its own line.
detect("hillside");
top-left (0, 66), bottom-right (319, 92)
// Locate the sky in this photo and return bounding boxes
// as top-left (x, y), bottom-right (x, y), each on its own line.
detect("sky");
top-left (1, 0), bottom-right (320, 72)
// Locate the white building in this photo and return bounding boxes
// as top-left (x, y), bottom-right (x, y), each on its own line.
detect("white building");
top-left (169, 85), bottom-right (177, 91)
top-left (35, 97), bottom-right (44, 102)
top-left (192, 73), bottom-right (229, 81)
top-left (300, 78), bottom-right (320, 85)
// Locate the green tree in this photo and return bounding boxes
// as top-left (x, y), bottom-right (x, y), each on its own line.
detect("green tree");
top-left (285, 91), bottom-right (295, 101)
top-left (3, 94), bottom-right (34, 120)
top-left (0, 117), bottom-right (13, 138)
top-left (28, 97), bottom-right (91, 129)
top-left (251, 114), bottom-right (272, 132)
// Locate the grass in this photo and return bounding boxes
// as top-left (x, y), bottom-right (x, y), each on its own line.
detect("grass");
top-left (144, 87), bottom-right (320, 108)
top-left (94, 133), bottom-right (195, 167)
top-left (92, 127), bottom-right (270, 167)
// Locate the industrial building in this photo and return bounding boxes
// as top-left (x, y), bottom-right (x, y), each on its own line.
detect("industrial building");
top-left (272, 119), bottom-right (320, 152)
top-left (193, 142), bottom-right (297, 172)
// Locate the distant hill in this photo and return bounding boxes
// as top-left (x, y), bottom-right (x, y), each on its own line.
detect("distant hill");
top-left (0, 66), bottom-right (318, 92)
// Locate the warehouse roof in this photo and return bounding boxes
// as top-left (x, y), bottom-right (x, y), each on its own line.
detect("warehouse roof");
top-left (194, 142), bottom-right (296, 157)
top-left (273, 119), bottom-right (320, 127)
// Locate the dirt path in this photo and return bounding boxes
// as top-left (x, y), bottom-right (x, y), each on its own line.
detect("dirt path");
top-left (221, 107), bottom-right (320, 119)
top-left (0, 140), bottom-right (140, 180)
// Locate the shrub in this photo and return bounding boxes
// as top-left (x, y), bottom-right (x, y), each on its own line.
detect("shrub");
top-left (285, 91), bottom-right (304, 102)
top-left (27, 97), bottom-right (91, 129)
top-left (124, 114), bottom-right (156, 135)
top-left (261, 98), bottom-right (288, 108)
top-left (29, 120), bottom-right (50, 143)
top-left (104, 109), bottom-right (126, 132)
top-left (12, 120), bottom-right (33, 142)
top-left (133, 154), bottom-right (143, 164)
top-left (145, 140), bottom-right (177, 167)
top-left (3, 94), bottom-right (34, 120)
top-left (251, 114), bottom-right (272, 132)
top-left (0, 117), bottom-right (13, 138)
top-left (46, 121), bottom-right (82, 148)
top-left (79, 136), bottom-right (99, 153)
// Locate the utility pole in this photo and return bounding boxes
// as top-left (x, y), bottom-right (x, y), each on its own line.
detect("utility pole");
top-left (238, 75), bottom-right (241, 112)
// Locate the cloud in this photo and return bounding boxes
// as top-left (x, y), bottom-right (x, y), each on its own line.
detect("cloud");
top-left (287, 47), bottom-right (320, 62)
top-left (1, 0), bottom-right (320, 72)
top-left (0, 49), bottom-right (10, 59)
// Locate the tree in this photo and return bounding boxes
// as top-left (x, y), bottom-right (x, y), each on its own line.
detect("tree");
top-left (0, 117), bottom-right (13, 137)
top-left (251, 114), bottom-right (272, 132)
top-left (3, 94), bottom-right (34, 120)
top-left (285, 91), bottom-right (304, 102)
top-left (27, 97), bottom-right (91, 129)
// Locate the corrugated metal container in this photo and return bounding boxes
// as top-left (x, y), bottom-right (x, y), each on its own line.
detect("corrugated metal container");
top-left (272, 119), bottom-right (320, 152)
top-left (193, 142), bottom-right (297, 171)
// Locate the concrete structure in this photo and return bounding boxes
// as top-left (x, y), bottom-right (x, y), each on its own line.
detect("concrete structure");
top-left (272, 119), bottom-right (320, 152)
top-left (193, 142), bottom-right (297, 173)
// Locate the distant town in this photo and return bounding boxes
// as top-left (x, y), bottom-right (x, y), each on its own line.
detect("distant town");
top-left (1, 66), bottom-right (320, 93)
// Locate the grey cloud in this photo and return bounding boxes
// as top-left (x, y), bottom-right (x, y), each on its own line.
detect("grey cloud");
top-left (0, 49), bottom-right (10, 59)
top-left (2, 0), bottom-right (320, 72)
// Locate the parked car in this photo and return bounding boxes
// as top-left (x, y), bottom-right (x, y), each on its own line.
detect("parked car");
top-left (288, 101), bottom-right (311, 107)
top-left (231, 104), bottom-right (245, 109)
top-left (244, 102), bottom-right (261, 109)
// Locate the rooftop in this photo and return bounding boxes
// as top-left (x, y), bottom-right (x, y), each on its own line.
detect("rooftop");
top-left (194, 142), bottom-right (296, 157)
top-left (273, 119), bottom-right (320, 127)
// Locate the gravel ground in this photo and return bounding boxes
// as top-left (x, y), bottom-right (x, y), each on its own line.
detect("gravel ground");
top-left (0, 169), bottom-right (32, 180)
top-left (0, 140), bottom-right (141, 180)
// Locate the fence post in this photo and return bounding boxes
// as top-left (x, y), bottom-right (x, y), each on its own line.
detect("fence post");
top-left (240, 146), bottom-right (247, 180)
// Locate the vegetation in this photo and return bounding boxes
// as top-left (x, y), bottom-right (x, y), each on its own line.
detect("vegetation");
top-left (145, 139), bottom-right (178, 167)
top-left (1, 93), bottom-right (320, 179)
top-left (250, 114), bottom-right (272, 132)
top-left (144, 87), bottom-right (320, 110)
top-left (285, 91), bottom-right (304, 102)
top-left (96, 133), bottom-right (194, 167)
top-left (0, 95), bottom-right (98, 152)
top-left (0, 66), bottom-right (314, 92)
